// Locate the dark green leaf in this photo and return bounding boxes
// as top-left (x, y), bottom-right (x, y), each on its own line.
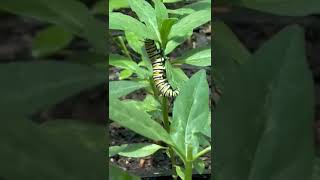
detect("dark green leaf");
top-left (0, 0), bottom-right (107, 54)
top-left (92, 0), bottom-right (107, 14)
top-left (0, 61), bottom-right (106, 116)
top-left (0, 115), bottom-right (107, 179)
top-left (42, 120), bottom-right (106, 154)
top-left (32, 25), bottom-right (73, 58)
top-left (214, 25), bottom-right (314, 180)
top-left (220, 0), bottom-right (320, 16)
top-left (109, 163), bottom-right (141, 180)
top-left (168, 0), bottom-right (211, 15)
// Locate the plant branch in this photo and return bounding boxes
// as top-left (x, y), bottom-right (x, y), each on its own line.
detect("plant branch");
top-left (117, 36), bottom-right (133, 61)
top-left (193, 146), bottom-right (211, 161)
top-left (162, 96), bottom-right (178, 180)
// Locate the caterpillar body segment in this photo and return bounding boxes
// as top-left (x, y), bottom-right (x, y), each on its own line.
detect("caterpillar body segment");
top-left (144, 39), bottom-right (179, 97)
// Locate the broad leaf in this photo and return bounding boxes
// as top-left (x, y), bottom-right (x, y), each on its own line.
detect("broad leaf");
top-left (0, 0), bottom-right (107, 55)
top-left (154, 0), bottom-right (168, 27)
top-left (165, 9), bottom-right (211, 54)
top-left (125, 31), bottom-right (144, 55)
top-left (109, 163), bottom-right (141, 180)
top-left (109, 12), bottom-right (151, 39)
top-left (109, 98), bottom-right (173, 146)
top-left (214, 25), bottom-right (314, 180)
top-left (176, 46), bottom-right (211, 67)
top-left (109, 54), bottom-right (148, 78)
top-left (170, 70), bottom-right (209, 156)
top-left (0, 61), bottom-right (106, 116)
top-left (128, 0), bottom-right (160, 41)
top-left (165, 61), bottom-right (188, 89)
top-left (32, 25), bottom-right (73, 58)
top-left (219, 0), bottom-right (320, 16)
top-left (109, 81), bottom-right (148, 98)
top-left (110, 143), bottom-right (164, 158)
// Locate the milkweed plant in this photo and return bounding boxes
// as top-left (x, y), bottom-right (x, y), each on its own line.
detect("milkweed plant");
top-left (108, 0), bottom-right (211, 179)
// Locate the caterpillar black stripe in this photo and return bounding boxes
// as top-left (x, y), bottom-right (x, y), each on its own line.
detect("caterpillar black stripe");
top-left (144, 39), bottom-right (179, 97)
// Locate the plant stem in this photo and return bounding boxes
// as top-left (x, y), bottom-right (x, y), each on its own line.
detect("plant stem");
top-left (185, 145), bottom-right (193, 180)
top-left (162, 97), bottom-right (169, 131)
top-left (117, 36), bottom-right (133, 61)
top-left (193, 146), bottom-right (211, 161)
top-left (162, 96), bottom-right (177, 180)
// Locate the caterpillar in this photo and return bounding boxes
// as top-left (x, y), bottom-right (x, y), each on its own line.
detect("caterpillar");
top-left (144, 39), bottom-right (179, 97)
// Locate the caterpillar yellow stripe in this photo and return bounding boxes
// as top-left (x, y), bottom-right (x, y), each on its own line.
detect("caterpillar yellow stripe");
top-left (144, 39), bottom-right (179, 97)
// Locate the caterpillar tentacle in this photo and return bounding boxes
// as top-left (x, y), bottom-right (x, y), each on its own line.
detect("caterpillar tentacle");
top-left (144, 39), bottom-right (179, 97)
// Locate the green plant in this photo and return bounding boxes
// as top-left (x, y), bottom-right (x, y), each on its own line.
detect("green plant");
top-left (109, 0), bottom-right (211, 179)
top-left (0, 0), bottom-right (108, 179)
top-left (214, 0), bottom-right (319, 180)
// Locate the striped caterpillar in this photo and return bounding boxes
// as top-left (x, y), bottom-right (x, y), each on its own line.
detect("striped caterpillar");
top-left (144, 39), bottom-right (179, 97)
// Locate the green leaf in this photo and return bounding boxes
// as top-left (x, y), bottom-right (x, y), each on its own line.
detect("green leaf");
top-left (176, 46), bottom-right (211, 67)
top-left (168, 0), bottom-right (211, 15)
top-left (91, 0), bottom-right (107, 14)
top-left (109, 163), bottom-right (141, 180)
top-left (170, 70), bottom-right (209, 156)
top-left (109, 98), bottom-right (174, 145)
top-left (65, 51), bottom-right (106, 68)
top-left (42, 120), bottom-right (106, 153)
top-left (109, 81), bottom-right (148, 98)
top-left (32, 25), bottom-right (73, 58)
top-left (160, 18), bottom-right (178, 49)
top-left (93, 0), bottom-right (129, 13)
top-left (119, 69), bottom-right (133, 80)
top-left (109, 12), bottom-right (151, 39)
top-left (125, 31), bottom-right (144, 55)
top-left (109, 54), bottom-right (148, 78)
top-left (202, 111), bottom-right (211, 138)
top-left (165, 9), bottom-right (211, 54)
top-left (164, 0), bottom-right (184, 3)
top-left (154, 0), bottom-right (168, 27)
top-left (214, 25), bottom-right (314, 180)
top-left (0, 61), bottom-right (106, 116)
top-left (165, 61), bottom-right (188, 89)
top-left (176, 166), bottom-right (185, 180)
top-left (122, 94), bottom-right (161, 112)
top-left (313, 156), bottom-right (320, 180)
top-left (222, 0), bottom-right (320, 16)
top-left (213, 21), bottom-right (250, 64)
top-left (194, 159), bottom-right (205, 174)
top-left (128, 0), bottom-right (160, 41)
top-left (0, 115), bottom-right (108, 179)
top-left (0, 0), bottom-right (107, 55)
top-left (213, 20), bottom-right (251, 92)
top-left (110, 143), bottom-right (164, 158)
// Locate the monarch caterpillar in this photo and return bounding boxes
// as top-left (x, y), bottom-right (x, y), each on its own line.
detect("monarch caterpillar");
top-left (144, 39), bottom-right (179, 97)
